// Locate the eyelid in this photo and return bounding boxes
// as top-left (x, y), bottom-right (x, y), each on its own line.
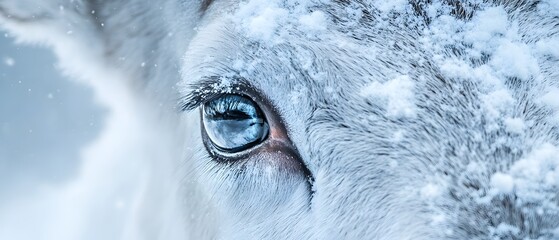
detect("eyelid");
top-left (179, 76), bottom-right (255, 112)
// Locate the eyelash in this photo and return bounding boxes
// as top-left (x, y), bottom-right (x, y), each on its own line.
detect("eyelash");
top-left (179, 77), bottom-right (250, 112)
top-left (204, 95), bottom-right (253, 118)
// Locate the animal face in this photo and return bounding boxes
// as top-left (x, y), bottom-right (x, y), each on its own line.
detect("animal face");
top-left (1, 0), bottom-right (558, 239)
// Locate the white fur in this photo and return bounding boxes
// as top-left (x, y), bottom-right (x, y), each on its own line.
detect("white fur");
top-left (1, 0), bottom-right (558, 239)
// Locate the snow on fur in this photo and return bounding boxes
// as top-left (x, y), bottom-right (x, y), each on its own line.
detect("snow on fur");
top-left (0, 0), bottom-right (558, 239)
top-left (360, 75), bottom-right (417, 118)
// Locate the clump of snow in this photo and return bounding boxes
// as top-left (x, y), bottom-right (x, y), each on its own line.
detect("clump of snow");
top-left (430, 214), bottom-right (446, 225)
top-left (480, 143), bottom-right (559, 211)
top-left (373, 0), bottom-right (409, 13)
top-left (503, 117), bottom-right (526, 134)
top-left (464, 7), bottom-right (509, 53)
top-left (246, 7), bottom-right (288, 42)
top-left (288, 85), bottom-right (309, 105)
top-left (360, 75), bottom-right (417, 118)
top-left (439, 59), bottom-right (472, 80)
top-left (391, 130), bottom-right (405, 142)
top-left (481, 89), bottom-right (515, 121)
top-left (420, 183), bottom-right (442, 199)
top-left (463, 6), bottom-right (539, 81)
top-left (298, 11), bottom-right (327, 32)
top-left (535, 38), bottom-right (559, 58)
top-left (491, 223), bottom-right (520, 238)
top-left (427, 5), bottom-right (521, 129)
top-left (234, 0), bottom-right (331, 44)
top-left (541, 87), bottom-right (559, 110)
top-left (425, 3), bottom-right (552, 133)
top-left (541, 87), bottom-right (559, 122)
top-left (489, 41), bottom-right (539, 80)
top-left (490, 172), bottom-right (514, 194)
top-left (510, 144), bottom-right (559, 193)
top-left (538, 0), bottom-right (559, 16)
top-left (483, 144), bottom-right (559, 205)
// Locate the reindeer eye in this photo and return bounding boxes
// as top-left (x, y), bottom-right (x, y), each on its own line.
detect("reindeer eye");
top-left (202, 94), bottom-right (269, 152)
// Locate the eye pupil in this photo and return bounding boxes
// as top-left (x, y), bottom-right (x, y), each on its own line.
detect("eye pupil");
top-left (202, 94), bottom-right (269, 152)
top-left (211, 110), bottom-right (251, 120)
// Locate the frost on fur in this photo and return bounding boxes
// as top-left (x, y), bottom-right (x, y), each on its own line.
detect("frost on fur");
top-left (1, 0), bottom-right (558, 239)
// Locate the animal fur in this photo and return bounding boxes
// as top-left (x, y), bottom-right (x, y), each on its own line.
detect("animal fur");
top-left (0, 0), bottom-right (558, 239)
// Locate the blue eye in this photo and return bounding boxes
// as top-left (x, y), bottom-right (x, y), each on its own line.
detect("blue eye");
top-left (202, 94), bottom-right (269, 152)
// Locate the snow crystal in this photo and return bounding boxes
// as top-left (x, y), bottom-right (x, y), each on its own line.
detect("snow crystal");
top-left (503, 117), bottom-right (526, 134)
top-left (4, 57), bottom-right (15, 66)
top-left (490, 172), bottom-right (514, 194)
top-left (360, 75), bottom-right (417, 118)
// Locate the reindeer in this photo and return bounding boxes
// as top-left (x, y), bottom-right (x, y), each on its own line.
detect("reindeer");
top-left (1, 0), bottom-right (558, 239)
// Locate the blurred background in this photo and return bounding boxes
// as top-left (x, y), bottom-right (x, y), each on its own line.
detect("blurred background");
top-left (0, 31), bottom-right (106, 204)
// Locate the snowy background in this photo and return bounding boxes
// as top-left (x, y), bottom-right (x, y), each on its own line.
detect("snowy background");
top-left (0, 31), bottom-right (105, 206)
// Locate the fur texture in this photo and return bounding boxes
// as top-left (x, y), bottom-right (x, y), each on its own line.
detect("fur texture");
top-left (1, 0), bottom-right (558, 239)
